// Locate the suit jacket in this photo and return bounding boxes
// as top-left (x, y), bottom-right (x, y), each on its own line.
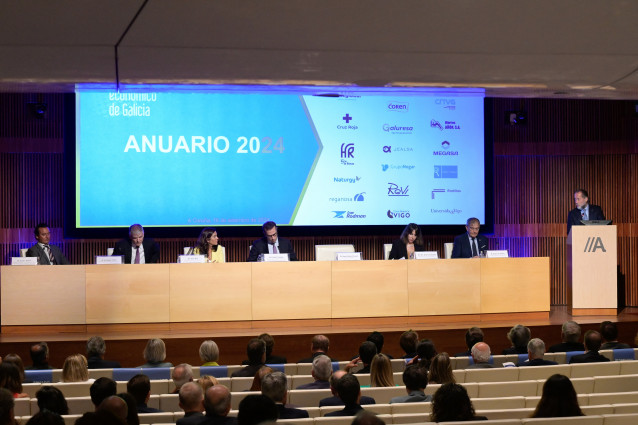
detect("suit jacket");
top-left (296, 380), bottom-right (330, 390)
top-left (26, 243), bottom-right (69, 265)
top-left (567, 204), bottom-right (605, 235)
top-left (548, 342), bottom-right (585, 353)
top-left (569, 351), bottom-right (610, 364)
top-left (112, 238), bottom-right (160, 264)
top-left (176, 412), bottom-right (207, 425)
top-left (247, 236), bottom-right (297, 262)
top-left (390, 390), bottom-right (432, 404)
top-left (230, 363), bottom-right (264, 378)
top-left (319, 396), bottom-right (375, 407)
top-left (451, 233), bottom-right (488, 258)
top-left (242, 354), bottom-right (287, 365)
top-left (277, 404), bottom-right (309, 419)
top-left (517, 358), bottom-right (558, 367)
top-left (299, 352), bottom-right (337, 363)
top-left (388, 239), bottom-right (424, 260)
top-left (600, 342), bottom-right (631, 350)
top-left (87, 356), bottom-right (121, 369)
top-left (137, 404), bottom-right (162, 413)
top-left (324, 404), bottom-right (363, 417)
top-left (466, 363), bottom-right (495, 369)
top-left (201, 415), bottom-right (237, 425)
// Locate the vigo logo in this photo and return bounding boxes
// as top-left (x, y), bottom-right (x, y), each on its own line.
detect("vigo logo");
top-left (584, 237), bottom-right (607, 252)
top-left (387, 210), bottom-right (411, 219)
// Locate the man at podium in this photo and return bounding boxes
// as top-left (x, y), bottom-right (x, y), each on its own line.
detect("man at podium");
top-left (567, 189), bottom-right (606, 234)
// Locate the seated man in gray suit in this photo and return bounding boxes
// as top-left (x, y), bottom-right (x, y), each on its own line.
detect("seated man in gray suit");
top-left (390, 365), bottom-right (431, 403)
top-left (26, 223), bottom-right (69, 265)
top-left (296, 355), bottom-right (332, 389)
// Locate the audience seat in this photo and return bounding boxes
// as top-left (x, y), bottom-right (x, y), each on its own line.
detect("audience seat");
top-left (478, 408), bottom-right (535, 420)
top-left (593, 374), bottom-right (638, 393)
top-left (291, 375), bottom-right (316, 388)
top-left (138, 412), bottom-right (175, 424)
top-left (159, 393), bottom-right (180, 412)
top-left (610, 403), bottom-right (638, 414)
top-left (478, 381), bottom-right (538, 398)
top-left (230, 391), bottom-right (260, 410)
top-left (452, 369), bottom-right (466, 383)
top-left (543, 353), bottom-right (566, 364)
top-left (581, 405), bottom-right (615, 415)
top-left (115, 379), bottom-right (169, 395)
top-left (52, 382), bottom-right (94, 398)
top-left (588, 391), bottom-right (638, 405)
top-left (24, 370), bottom-right (54, 383)
top-left (277, 419), bottom-right (314, 425)
top-left (452, 356), bottom-right (471, 369)
top-left (464, 367), bottom-right (519, 383)
top-left (602, 413), bottom-right (638, 425)
top-left (619, 361), bottom-right (638, 375)
top-left (565, 351), bottom-right (586, 363)
top-left (23, 383), bottom-right (42, 398)
top-left (113, 368), bottom-right (145, 381)
top-left (390, 402), bottom-right (431, 414)
top-left (473, 396), bottom-right (526, 410)
top-left (391, 358), bottom-right (407, 373)
top-left (14, 398), bottom-right (30, 416)
top-left (230, 377), bottom-right (257, 392)
top-left (612, 348), bottom-right (636, 361)
top-left (199, 365), bottom-right (229, 378)
top-left (287, 389), bottom-right (331, 408)
top-left (390, 412), bottom-right (431, 424)
top-left (562, 377), bottom-right (594, 395)
top-left (87, 368), bottom-right (113, 380)
top-left (569, 362), bottom-right (620, 378)
top-left (517, 365), bottom-right (571, 381)
top-left (521, 417), bottom-right (604, 425)
top-left (360, 386), bottom-right (413, 404)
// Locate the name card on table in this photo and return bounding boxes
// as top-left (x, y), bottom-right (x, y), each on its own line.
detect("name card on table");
top-left (336, 252), bottom-right (362, 261)
top-left (260, 253), bottom-right (290, 262)
top-left (486, 250), bottom-right (509, 258)
top-left (11, 257), bottom-right (38, 266)
top-left (96, 255), bottom-right (123, 265)
top-left (413, 251), bottom-right (439, 260)
top-left (178, 255), bottom-right (206, 264)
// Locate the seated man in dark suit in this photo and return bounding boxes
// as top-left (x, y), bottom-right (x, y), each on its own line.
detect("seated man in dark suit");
top-left (127, 374), bottom-right (162, 413)
top-left (345, 341), bottom-right (377, 374)
top-left (319, 370), bottom-right (375, 407)
top-left (26, 342), bottom-right (54, 370)
top-left (242, 333), bottom-right (286, 365)
top-left (112, 223), bottom-right (160, 264)
top-left (26, 223), bottom-right (70, 265)
top-left (296, 355), bottom-right (332, 389)
top-left (390, 365), bottom-right (431, 403)
top-left (261, 371), bottom-right (309, 419)
top-left (399, 330), bottom-right (419, 359)
top-left (203, 385), bottom-right (237, 425)
top-left (567, 189), bottom-right (606, 235)
top-left (548, 321), bottom-right (585, 353)
top-left (231, 338), bottom-right (265, 378)
top-left (600, 321), bottom-right (630, 350)
top-left (569, 330), bottom-right (611, 364)
top-left (451, 217), bottom-right (488, 258)
top-left (176, 382), bottom-right (205, 425)
top-left (517, 338), bottom-right (558, 367)
top-left (237, 395), bottom-right (278, 425)
top-left (299, 335), bottom-right (337, 363)
top-left (90, 378), bottom-right (117, 409)
top-left (454, 327), bottom-right (484, 357)
top-left (247, 221), bottom-right (297, 261)
top-left (324, 373), bottom-right (364, 417)
top-left (86, 336), bottom-right (121, 369)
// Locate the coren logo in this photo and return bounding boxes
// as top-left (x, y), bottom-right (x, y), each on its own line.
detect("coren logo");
top-left (584, 237), bottom-right (607, 253)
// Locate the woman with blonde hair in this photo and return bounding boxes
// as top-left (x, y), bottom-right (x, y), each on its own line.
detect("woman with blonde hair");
top-left (370, 354), bottom-right (394, 387)
top-left (428, 353), bottom-right (456, 385)
top-left (61, 354), bottom-right (90, 382)
top-left (198, 375), bottom-right (219, 392)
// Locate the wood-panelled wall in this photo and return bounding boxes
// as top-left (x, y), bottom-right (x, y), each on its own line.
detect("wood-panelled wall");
top-left (1, 94), bottom-right (638, 306)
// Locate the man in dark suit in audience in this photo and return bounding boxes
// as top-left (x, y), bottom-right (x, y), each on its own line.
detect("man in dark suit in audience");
top-left (517, 338), bottom-right (558, 367)
top-left (176, 382), bottom-right (205, 425)
top-left (548, 321), bottom-right (585, 353)
top-left (203, 385), bottom-right (237, 425)
top-left (345, 341), bottom-right (377, 374)
top-left (127, 374), bottom-right (162, 413)
top-left (26, 342), bottom-right (54, 370)
top-left (567, 189), bottom-right (606, 235)
top-left (90, 378), bottom-right (117, 409)
top-left (26, 223), bottom-right (70, 265)
top-left (600, 321), bottom-right (630, 350)
top-left (324, 373), bottom-right (364, 417)
top-left (247, 221), bottom-right (298, 261)
top-left (454, 327), bottom-right (484, 357)
top-left (569, 330), bottom-right (611, 364)
top-left (299, 335), bottom-right (337, 363)
top-left (112, 223), bottom-right (160, 264)
top-left (451, 217), bottom-right (488, 258)
top-left (390, 365), bottom-right (432, 403)
top-left (466, 342), bottom-right (495, 369)
top-left (87, 336), bottom-right (121, 369)
top-left (261, 371), bottom-right (309, 419)
top-left (296, 355), bottom-right (332, 390)
top-left (231, 338), bottom-right (266, 378)
top-left (319, 371), bottom-right (375, 407)
top-left (242, 333), bottom-right (286, 365)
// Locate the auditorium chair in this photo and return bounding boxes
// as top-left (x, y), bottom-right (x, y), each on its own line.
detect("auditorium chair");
top-left (566, 377), bottom-right (595, 395)
top-left (390, 402), bottom-right (431, 414)
top-left (611, 348), bottom-right (636, 361)
top-left (297, 362), bottom-right (341, 375)
top-left (610, 403), bottom-right (638, 414)
top-left (603, 413), bottom-right (638, 425)
top-left (230, 391), bottom-right (260, 410)
top-left (25, 369), bottom-right (56, 383)
top-left (517, 365), bottom-right (571, 381)
top-left (287, 389), bottom-right (331, 408)
top-left (521, 419), bottom-right (604, 425)
top-left (391, 358), bottom-right (407, 373)
top-left (22, 383), bottom-right (42, 398)
top-left (383, 244), bottom-right (392, 260)
top-left (570, 362), bottom-right (621, 378)
top-left (107, 247), bottom-right (114, 256)
top-left (477, 408), bottom-right (535, 420)
top-left (277, 419), bottom-right (314, 425)
top-left (20, 248), bottom-right (28, 257)
top-left (472, 396), bottom-right (526, 411)
top-left (565, 352), bottom-right (586, 364)
top-left (619, 360), bottom-right (638, 375)
top-left (13, 398), bottom-right (30, 416)
top-left (390, 412), bottom-right (431, 424)
top-left (315, 415), bottom-right (392, 425)
top-left (464, 367), bottom-right (519, 383)
top-left (477, 381), bottom-right (538, 398)
top-left (115, 379), bottom-right (169, 395)
top-left (138, 412), bottom-right (175, 423)
top-left (87, 368), bottom-right (113, 380)
top-left (593, 374), bottom-right (638, 393)
top-left (314, 244), bottom-right (355, 261)
top-left (360, 386), bottom-right (413, 404)
top-left (199, 365), bottom-right (229, 378)
top-left (444, 242), bottom-right (454, 259)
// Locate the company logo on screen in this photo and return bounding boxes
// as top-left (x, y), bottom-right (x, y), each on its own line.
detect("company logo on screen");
top-left (329, 192), bottom-right (365, 203)
top-left (387, 102), bottom-right (409, 112)
top-left (388, 183), bottom-right (409, 197)
top-left (382, 145), bottom-right (413, 153)
top-left (333, 211), bottom-right (367, 219)
top-left (432, 188), bottom-right (461, 199)
top-left (340, 143), bottom-right (355, 165)
top-left (337, 113), bottom-right (358, 130)
top-left (382, 164), bottom-right (415, 171)
top-left (435, 98), bottom-right (456, 110)
top-left (430, 208), bottom-right (463, 215)
top-left (383, 123), bottom-right (414, 135)
top-left (333, 176), bottom-right (361, 183)
top-left (434, 165), bottom-right (458, 178)
top-left (387, 209), bottom-right (411, 219)
top-left (433, 140), bottom-right (459, 156)
top-left (430, 119), bottom-right (444, 131)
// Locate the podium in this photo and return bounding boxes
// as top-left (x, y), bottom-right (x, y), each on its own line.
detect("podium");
top-left (567, 225), bottom-right (617, 315)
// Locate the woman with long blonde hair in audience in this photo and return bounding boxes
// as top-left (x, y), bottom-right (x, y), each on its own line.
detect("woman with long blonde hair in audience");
top-left (370, 354), bottom-right (394, 387)
top-left (61, 354), bottom-right (90, 382)
top-left (198, 375), bottom-right (219, 392)
top-left (428, 352), bottom-right (455, 385)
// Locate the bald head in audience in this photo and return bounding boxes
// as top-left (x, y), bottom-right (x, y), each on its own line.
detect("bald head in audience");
top-left (470, 342), bottom-right (491, 366)
top-left (204, 385), bottom-right (232, 418)
top-left (178, 382), bottom-right (204, 414)
top-left (172, 363), bottom-right (194, 393)
top-left (98, 395), bottom-right (128, 423)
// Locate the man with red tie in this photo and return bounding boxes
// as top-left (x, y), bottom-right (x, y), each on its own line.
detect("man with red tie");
top-left (567, 189), bottom-right (606, 235)
top-left (26, 223), bottom-right (70, 265)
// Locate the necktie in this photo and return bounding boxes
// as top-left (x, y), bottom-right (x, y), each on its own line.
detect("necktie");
top-left (272, 244), bottom-right (278, 254)
top-left (134, 246), bottom-right (140, 264)
top-left (581, 209), bottom-right (588, 220)
top-left (471, 238), bottom-right (478, 257)
top-left (44, 244), bottom-right (56, 264)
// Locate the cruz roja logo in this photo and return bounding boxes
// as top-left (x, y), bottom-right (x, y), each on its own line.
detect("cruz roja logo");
top-left (584, 237), bottom-right (607, 252)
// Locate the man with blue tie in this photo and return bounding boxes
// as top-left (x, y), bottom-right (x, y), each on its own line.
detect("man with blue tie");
top-left (451, 217), bottom-right (488, 259)
top-left (567, 189), bottom-right (606, 235)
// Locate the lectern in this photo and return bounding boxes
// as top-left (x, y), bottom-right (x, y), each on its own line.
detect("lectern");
top-left (566, 225), bottom-right (617, 315)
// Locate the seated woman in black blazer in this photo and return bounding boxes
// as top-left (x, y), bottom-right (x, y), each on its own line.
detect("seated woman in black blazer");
top-left (388, 223), bottom-right (425, 260)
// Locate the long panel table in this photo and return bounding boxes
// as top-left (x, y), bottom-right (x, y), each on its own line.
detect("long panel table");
top-left (0, 258), bottom-right (550, 326)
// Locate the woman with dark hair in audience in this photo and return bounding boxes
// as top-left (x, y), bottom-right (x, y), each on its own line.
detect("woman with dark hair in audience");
top-left (502, 324), bottom-right (531, 355)
top-left (532, 374), bottom-right (584, 418)
top-left (0, 362), bottom-right (28, 398)
top-left (407, 339), bottom-right (437, 370)
top-left (370, 354), bottom-right (394, 387)
top-left (248, 366), bottom-right (273, 392)
top-left (431, 383), bottom-right (487, 422)
top-left (388, 223), bottom-right (425, 260)
top-left (137, 338), bottom-right (173, 368)
top-left (36, 386), bottom-right (69, 415)
top-left (429, 353), bottom-right (456, 385)
top-left (190, 227), bottom-right (225, 263)
top-left (117, 392), bottom-right (140, 425)
top-left (3, 353), bottom-right (29, 383)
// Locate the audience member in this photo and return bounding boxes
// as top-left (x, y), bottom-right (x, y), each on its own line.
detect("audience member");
top-left (138, 338), bottom-right (172, 368)
top-left (243, 334), bottom-right (286, 365)
top-left (366, 332), bottom-right (393, 359)
top-left (116, 392), bottom-right (139, 425)
top-left (112, 224), bottom-right (160, 264)
top-left (345, 341), bottom-right (377, 374)
top-left (87, 336), bottom-right (122, 369)
top-left (569, 330), bottom-right (611, 364)
top-left (428, 353), bottom-right (456, 385)
top-left (2, 354), bottom-right (27, 383)
top-left (399, 330), bottom-right (419, 359)
top-left (237, 394), bottom-right (278, 425)
top-left (430, 383), bottom-right (487, 422)
top-left (75, 410), bottom-right (126, 425)
top-left (548, 321), bottom-right (585, 353)
top-left (319, 371), bottom-right (375, 407)
top-left (203, 385), bottom-right (237, 425)
top-left (600, 321), bottom-right (630, 350)
top-left (0, 363), bottom-right (28, 398)
top-left (199, 340), bottom-right (220, 366)
top-left (172, 364), bottom-right (194, 393)
top-left (91, 378), bottom-right (117, 409)
top-left (197, 375), bottom-right (219, 392)
top-left (532, 374), bottom-right (584, 418)
top-left (0, 388), bottom-right (14, 425)
top-left (298, 335), bottom-right (336, 363)
top-left (296, 354), bottom-right (332, 390)
top-left (61, 354), bottom-right (90, 382)
top-left (502, 324), bottom-right (531, 355)
top-left (24, 411), bottom-right (65, 425)
top-left (408, 339), bottom-right (437, 370)
top-left (176, 382), bottom-right (205, 425)
top-left (390, 365), bottom-right (431, 403)
top-left (370, 354), bottom-right (394, 387)
top-left (126, 374), bottom-right (161, 414)
top-left (352, 410), bottom-right (386, 425)
top-left (26, 342), bottom-right (54, 370)
top-left (98, 396), bottom-right (128, 423)
top-left (261, 371), bottom-right (309, 419)
top-left (25, 223), bottom-right (70, 265)
top-left (248, 366), bottom-right (273, 392)
top-left (454, 327), bottom-right (484, 357)
top-left (231, 338), bottom-right (265, 378)
top-left (517, 338), bottom-right (558, 367)
top-left (324, 373), bottom-right (364, 416)
top-left (466, 342), bottom-right (494, 369)
top-left (35, 386), bottom-right (69, 415)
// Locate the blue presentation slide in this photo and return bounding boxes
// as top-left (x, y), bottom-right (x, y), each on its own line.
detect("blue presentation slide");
top-left (75, 86), bottom-right (485, 227)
